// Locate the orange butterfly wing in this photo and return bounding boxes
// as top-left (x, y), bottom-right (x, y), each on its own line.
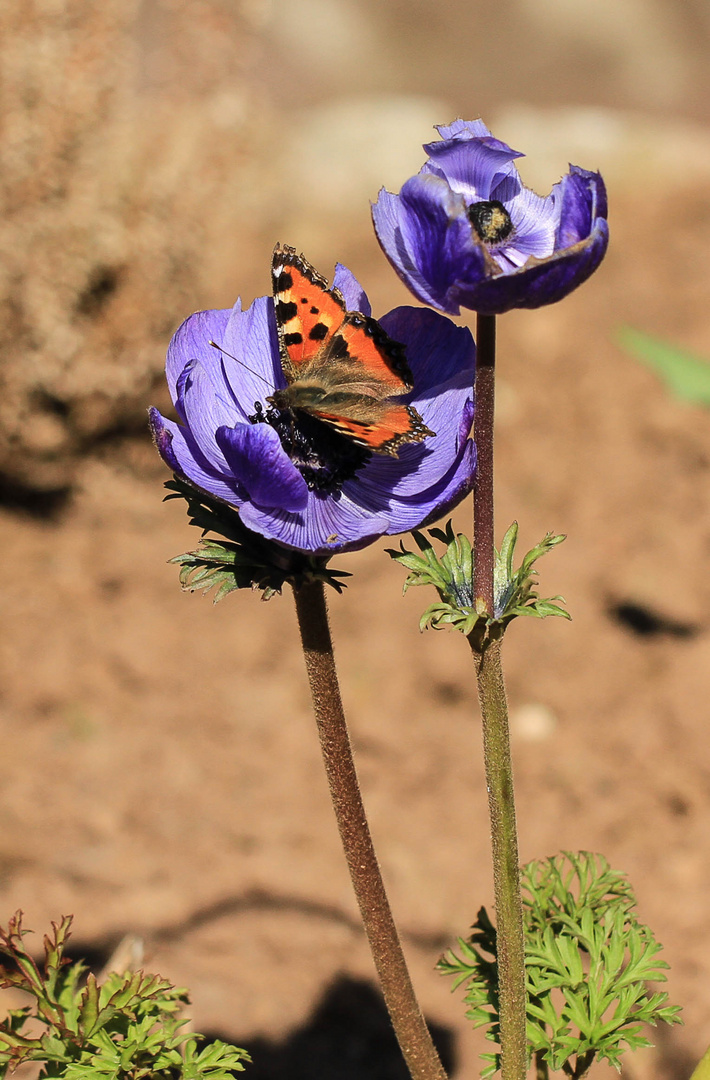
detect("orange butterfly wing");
top-left (310, 404), bottom-right (432, 453)
top-left (272, 244), bottom-right (413, 391)
top-left (270, 244), bottom-right (433, 455)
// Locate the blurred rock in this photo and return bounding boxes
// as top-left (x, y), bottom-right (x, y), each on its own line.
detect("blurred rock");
top-left (274, 95), bottom-right (449, 249)
top-left (493, 105), bottom-right (710, 193)
top-left (509, 703), bottom-right (557, 742)
top-left (517, 0), bottom-right (688, 109)
top-left (0, 0), bottom-right (264, 494)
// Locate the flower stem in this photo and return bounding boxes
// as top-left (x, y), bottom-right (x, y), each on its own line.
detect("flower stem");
top-left (470, 640), bottom-right (527, 1080)
top-left (293, 579), bottom-right (447, 1080)
top-left (470, 312), bottom-right (527, 1080)
top-left (473, 313), bottom-right (497, 612)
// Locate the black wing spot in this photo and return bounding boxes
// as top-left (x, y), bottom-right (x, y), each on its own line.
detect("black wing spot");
top-left (301, 297), bottom-right (309, 304)
top-left (284, 332), bottom-right (303, 347)
top-left (310, 306), bottom-right (320, 314)
top-left (276, 300), bottom-right (298, 322)
top-left (329, 334), bottom-right (350, 360)
top-left (309, 322), bottom-right (329, 341)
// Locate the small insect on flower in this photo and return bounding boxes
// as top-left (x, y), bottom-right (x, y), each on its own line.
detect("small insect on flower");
top-left (150, 250), bottom-right (477, 554)
top-left (269, 245), bottom-right (434, 456)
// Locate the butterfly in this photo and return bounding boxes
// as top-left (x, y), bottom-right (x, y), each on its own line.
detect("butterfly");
top-left (267, 244), bottom-right (434, 456)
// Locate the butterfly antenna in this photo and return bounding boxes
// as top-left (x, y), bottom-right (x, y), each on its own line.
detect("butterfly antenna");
top-left (208, 340), bottom-right (275, 390)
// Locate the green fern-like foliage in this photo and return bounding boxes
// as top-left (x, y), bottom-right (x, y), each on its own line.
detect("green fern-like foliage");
top-left (438, 852), bottom-right (681, 1079)
top-left (164, 476), bottom-right (350, 600)
top-left (0, 912), bottom-right (250, 1079)
top-left (388, 520), bottom-right (569, 648)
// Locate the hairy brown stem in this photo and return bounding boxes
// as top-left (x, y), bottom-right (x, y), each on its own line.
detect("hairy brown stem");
top-left (473, 313), bottom-right (496, 612)
top-left (293, 579), bottom-right (447, 1080)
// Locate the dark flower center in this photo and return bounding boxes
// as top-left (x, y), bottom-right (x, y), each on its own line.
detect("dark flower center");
top-left (249, 401), bottom-right (371, 494)
top-left (467, 200), bottom-right (514, 245)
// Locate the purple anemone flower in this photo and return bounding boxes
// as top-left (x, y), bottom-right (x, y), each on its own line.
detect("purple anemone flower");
top-left (372, 118), bottom-right (608, 316)
top-left (150, 263), bottom-right (475, 555)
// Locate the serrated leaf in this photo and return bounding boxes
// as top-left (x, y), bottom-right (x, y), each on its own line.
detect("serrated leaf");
top-left (530, 601), bottom-right (572, 619)
top-left (165, 475), bottom-right (350, 599)
top-left (393, 519), bottom-right (569, 644)
top-left (440, 852), bottom-right (681, 1078)
top-left (0, 914), bottom-right (249, 1080)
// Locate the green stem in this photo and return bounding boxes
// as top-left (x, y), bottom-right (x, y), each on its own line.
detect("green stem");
top-left (470, 640), bottom-right (527, 1080)
top-left (293, 579), bottom-right (448, 1080)
top-left (469, 312), bottom-right (527, 1080)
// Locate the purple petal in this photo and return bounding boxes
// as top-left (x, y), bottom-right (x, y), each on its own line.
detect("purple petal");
top-left (239, 488), bottom-right (390, 555)
top-left (150, 409), bottom-right (245, 504)
top-left (179, 358), bottom-right (241, 472)
top-left (216, 423), bottom-right (308, 512)
top-left (430, 118), bottom-right (523, 161)
top-left (575, 164), bottom-right (607, 220)
top-left (421, 133), bottom-right (523, 203)
top-left (397, 174), bottom-right (487, 312)
top-left (371, 186), bottom-right (458, 313)
top-left (455, 219), bottom-right (610, 315)
top-left (166, 308), bottom-right (231, 407)
top-left (379, 306), bottom-right (475, 395)
top-left (149, 407), bottom-right (181, 473)
top-left (458, 398), bottom-right (475, 445)
top-left (555, 167), bottom-right (607, 248)
top-left (219, 295), bottom-right (283, 411)
top-left (345, 442), bottom-right (433, 508)
top-left (384, 440), bottom-right (476, 534)
top-left (372, 187), bottom-right (457, 312)
top-left (333, 263), bottom-right (372, 316)
top-left (435, 119), bottom-right (493, 141)
top-left (497, 183), bottom-right (559, 268)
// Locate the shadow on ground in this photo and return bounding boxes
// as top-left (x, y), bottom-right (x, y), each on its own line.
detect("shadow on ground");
top-left (231, 975), bottom-right (456, 1080)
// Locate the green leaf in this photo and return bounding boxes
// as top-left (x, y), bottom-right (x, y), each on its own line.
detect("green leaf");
top-left (165, 476), bottom-right (351, 600)
top-left (0, 914), bottom-right (250, 1079)
top-left (390, 520), bottom-right (569, 650)
top-left (618, 327), bottom-right (710, 405)
top-left (439, 852), bottom-right (681, 1079)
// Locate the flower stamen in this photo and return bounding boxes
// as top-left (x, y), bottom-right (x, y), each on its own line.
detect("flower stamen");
top-left (249, 402), bottom-right (371, 493)
top-left (467, 200), bottom-right (514, 246)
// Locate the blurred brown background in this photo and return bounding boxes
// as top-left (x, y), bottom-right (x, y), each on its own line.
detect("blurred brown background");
top-left (2, 1), bottom-right (710, 1077)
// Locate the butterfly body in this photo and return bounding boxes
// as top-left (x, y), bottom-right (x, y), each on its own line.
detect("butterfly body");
top-left (269, 245), bottom-right (434, 456)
